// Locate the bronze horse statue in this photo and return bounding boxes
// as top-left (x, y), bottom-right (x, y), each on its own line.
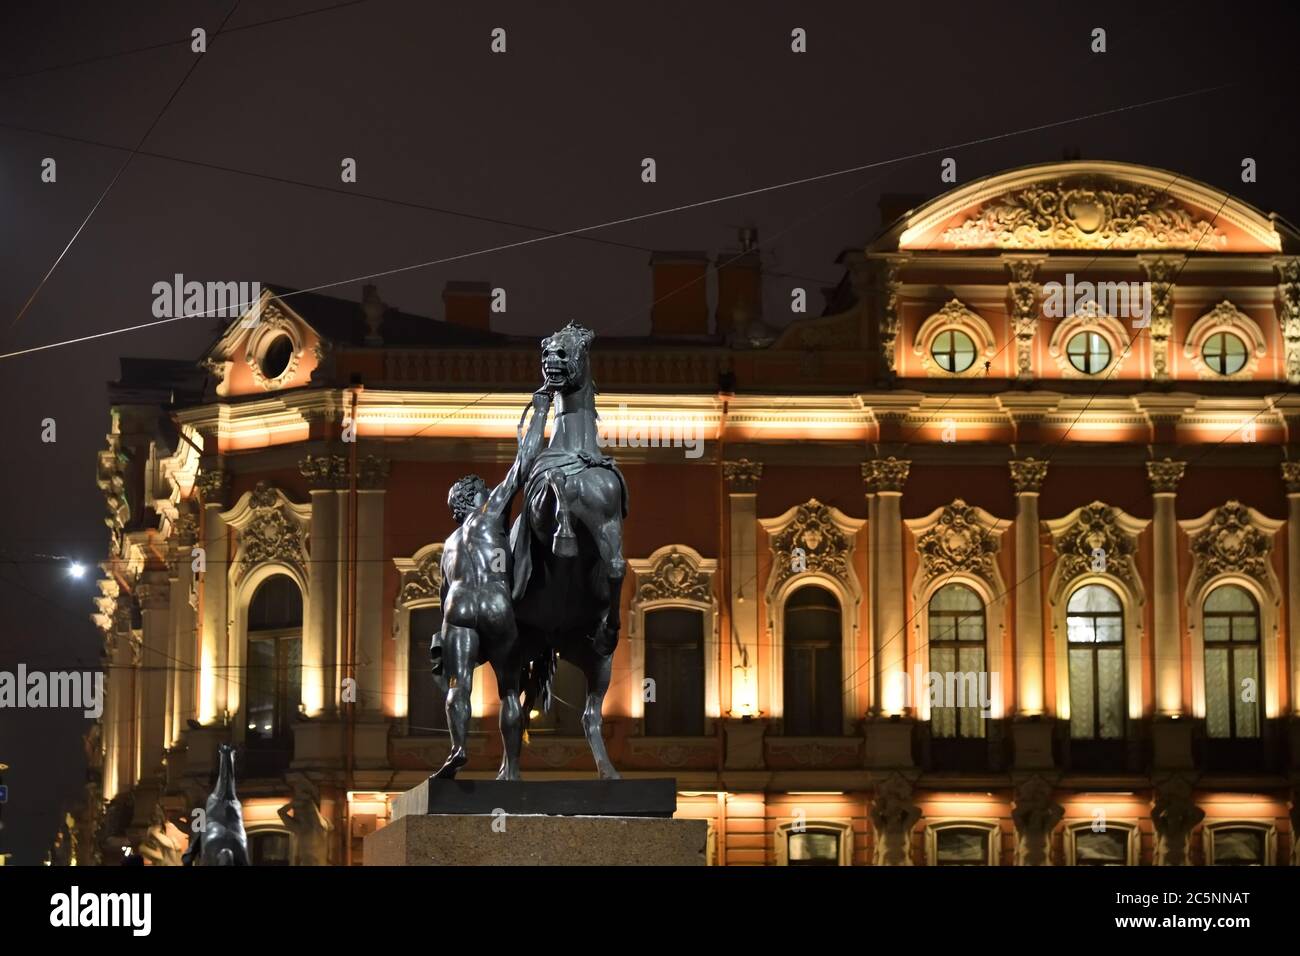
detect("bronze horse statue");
top-left (509, 322), bottom-right (627, 779)
top-left (183, 743), bottom-right (249, 865)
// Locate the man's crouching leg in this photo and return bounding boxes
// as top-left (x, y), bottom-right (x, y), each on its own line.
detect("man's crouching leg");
top-left (433, 624), bottom-right (478, 780)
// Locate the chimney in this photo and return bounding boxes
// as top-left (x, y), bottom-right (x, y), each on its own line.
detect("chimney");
top-left (878, 193), bottom-right (926, 229)
top-left (442, 281), bottom-right (491, 331)
top-left (649, 252), bottom-right (709, 336)
top-left (714, 227), bottom-right (762, 338)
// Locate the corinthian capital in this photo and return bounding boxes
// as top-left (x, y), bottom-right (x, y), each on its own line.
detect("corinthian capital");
top-left (723, 459), bottom-right (763, 493)
top-left (1009, 458), bottom-right (1048, 494)
top-left (863, 457), bottom-right (911, 493)
top-left (1147, 458), bottom-right (1186, 494)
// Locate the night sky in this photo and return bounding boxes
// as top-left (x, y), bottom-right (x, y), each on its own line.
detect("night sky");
top-left (1, 0), bottom-right (1297, 864)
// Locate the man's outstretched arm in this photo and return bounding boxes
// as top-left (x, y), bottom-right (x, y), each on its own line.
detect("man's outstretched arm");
top-left (485, 390), bottom-right (551, 518)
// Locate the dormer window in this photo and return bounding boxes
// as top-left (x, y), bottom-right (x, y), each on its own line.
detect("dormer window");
top-left (259, 334), bottom-right (294, 380)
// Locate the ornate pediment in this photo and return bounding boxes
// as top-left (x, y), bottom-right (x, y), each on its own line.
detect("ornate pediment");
top-left (760, 499), bottom-right (865, 598)
top-left (1044, 501), bottom-right (1148, 604)
top-left (221, 481), bottom-right (311, 584)
top-left (394, 544), bottom-right (444, 607)
top-left (938, 178), bottom-right (1227, 251)
top-left (888, 162), bottom-right (1282, 255)
top-left (907, 500), bottom-right (1004, 588)
top-left (1181, 501), bottom-right (1281, 597)
top-left (633, 547), bottom-right (713, 604)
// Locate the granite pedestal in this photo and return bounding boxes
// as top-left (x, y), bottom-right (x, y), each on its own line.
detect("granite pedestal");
top-left (365, 777), bottom-right (706, 866)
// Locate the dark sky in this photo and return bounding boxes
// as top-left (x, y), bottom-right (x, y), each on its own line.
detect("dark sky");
top-left (1, 0), bottom-right (1297, 863)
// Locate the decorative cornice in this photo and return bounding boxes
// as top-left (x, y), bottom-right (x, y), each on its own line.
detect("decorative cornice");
top-left (723, 459), bottom-right (763, 493)
top-left (1146, 458), bottom-right (1186, 494)
top-left (1009, 458), bottom-right (1048, 494)
top-left (863, 456), bottom-right (910, 493)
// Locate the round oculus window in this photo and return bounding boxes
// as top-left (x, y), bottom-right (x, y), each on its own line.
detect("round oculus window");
top-left (259, 334), bottom-right (294, 380)
top-left (931, 329), bottom-right (976, 373)
top-left (1066, 331), bottom-right (1111, 374)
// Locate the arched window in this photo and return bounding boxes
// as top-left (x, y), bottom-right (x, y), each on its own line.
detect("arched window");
top-left (783, 585), bottom-right (843, 736)
top-left (927, 583), bottom-right (986, 739)
top-left (246, 576), bottom-right (302, 752)
top-left (1203, 585), bottom-right (1260, 739)
top-left (407, 606), bottom-right (446, 736)
top-left (1066, 584), bottom-right (1124, 740)
top-left (643, 608), bottom-right (705, 736)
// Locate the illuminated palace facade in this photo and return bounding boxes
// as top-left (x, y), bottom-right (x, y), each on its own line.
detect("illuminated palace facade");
top-left (75, 161), bottom-right (1300, 866)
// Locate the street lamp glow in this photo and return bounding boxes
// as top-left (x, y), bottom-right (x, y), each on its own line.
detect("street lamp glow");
top-left (66, 562), bottom-right (85, 579)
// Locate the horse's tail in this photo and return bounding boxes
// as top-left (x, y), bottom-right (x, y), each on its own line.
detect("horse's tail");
top-left (520, 650), bottom-right (558, 739)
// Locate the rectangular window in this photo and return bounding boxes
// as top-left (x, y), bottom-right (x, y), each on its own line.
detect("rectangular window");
top-left (644, 608), bottom-right (705, 736)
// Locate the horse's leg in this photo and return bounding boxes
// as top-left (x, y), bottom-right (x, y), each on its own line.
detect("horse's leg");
top-left (592, 513), bottom-right (626, 657)
top-left (575, 646), bottom-right (620, 779)
top-left (433, 624), bottom-right (478, 779)
top-left (547, 470), bottom-right (578, 557)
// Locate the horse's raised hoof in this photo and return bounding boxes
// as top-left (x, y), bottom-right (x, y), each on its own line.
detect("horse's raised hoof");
top-left (552, 530), bottom-right (579, 557)
top-left (432, 749), bottom-right (468, 780)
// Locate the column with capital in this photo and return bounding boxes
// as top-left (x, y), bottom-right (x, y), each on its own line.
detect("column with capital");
top-left (195, 468), bottom-right (230, 725)
top-left (299, 454), bottom-right (346, 718)
top-left (135, 573), bottom-right (171, 783)
top-left (1148, 459), bottom-right (1186, 716)
top-left (1285, 463), bottom-right (1300, 715)
top-left (353, 456), bottom-right (391, 765)
top-left (1009, 458), bottom-right (1053, 769)
top-left (104, 606), bottom-right (136, 799)
top-left (168, 509), bottom-right (200, 746)
top-left (860, 457), bottom-right (913, 768)
top-left (721, 459), bottom-right (766, 770)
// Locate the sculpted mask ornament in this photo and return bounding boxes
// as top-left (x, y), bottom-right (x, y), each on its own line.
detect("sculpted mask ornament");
top-left (1188, 501), bottom-right (1271, 593)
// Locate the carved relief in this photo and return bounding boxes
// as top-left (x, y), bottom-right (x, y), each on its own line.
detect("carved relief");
top-left (1045, 501), bottom-right (1147, 602)
top-left (880, 258), bottom-right (905, 375)
top-left (395, 545), bottom-right (444, 606)
top-left (1006, 257), bottom-right (1043, 381)
top-left (1140, 256), bottom-right (1182, 381)
top-left (942, 180), bottom-right (1228, 251)
top-left (1012, 776), bottom-right (1063, 866)
top-left (766, 499), bottom-right (855, 593)
top-left (1186, 501), bottom-right (1275, 595)
top-left (870, 773), bottom-right (921, 866)
top-left (1276, 258), bottom-right (1300, 384)
top-left (245, 305), bottom-right (303, 390)
top-left (635, 548), bottom-right (712, 603)
top-left (1152, 776), bottom-right (1204, 866)
top-left (912, 500), bottom-right (1001, 586)
top-left (194, 469), bottom-right (230, 504)
top-left (1282, 461), bottom-right (1300, 494)
top-left (299, 454), bottom-right (348, 488)
top-left (230, 482), bottom-right (308, 583)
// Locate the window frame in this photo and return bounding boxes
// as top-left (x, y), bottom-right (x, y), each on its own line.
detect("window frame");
top-left (1064, 583), bottom-right (1127, 740)
top-left (926, 582), bottom-right (988, 739)
top-left (774, 818), bottom-right (854, 866)
top-left (1201, 584), bottom-right (1262, 740)
top-left (1202, 821), bottom-right (1276, 866)
top-left (924, 819), bottom-right (1000, 867)
top-left (1064, 819), bottom-right (1138, 866)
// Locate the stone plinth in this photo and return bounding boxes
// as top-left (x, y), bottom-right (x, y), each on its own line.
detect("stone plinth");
top-left (364, 813), bottom-right (707, 866)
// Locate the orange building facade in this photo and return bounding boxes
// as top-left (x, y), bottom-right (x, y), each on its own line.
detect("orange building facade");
top-left (78, 161), bottom-right (1300, 866)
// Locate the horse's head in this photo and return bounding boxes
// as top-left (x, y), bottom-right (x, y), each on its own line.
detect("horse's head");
top-left (448, 474), bottom-right (488, 524)
top-left (540, 322), bottom-right (594, 395)
top-left (215, 744), bottom-right (238, 802)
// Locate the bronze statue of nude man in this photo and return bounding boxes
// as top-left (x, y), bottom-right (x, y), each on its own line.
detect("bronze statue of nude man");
top-left (432, 389), bottom-right (551, 781)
